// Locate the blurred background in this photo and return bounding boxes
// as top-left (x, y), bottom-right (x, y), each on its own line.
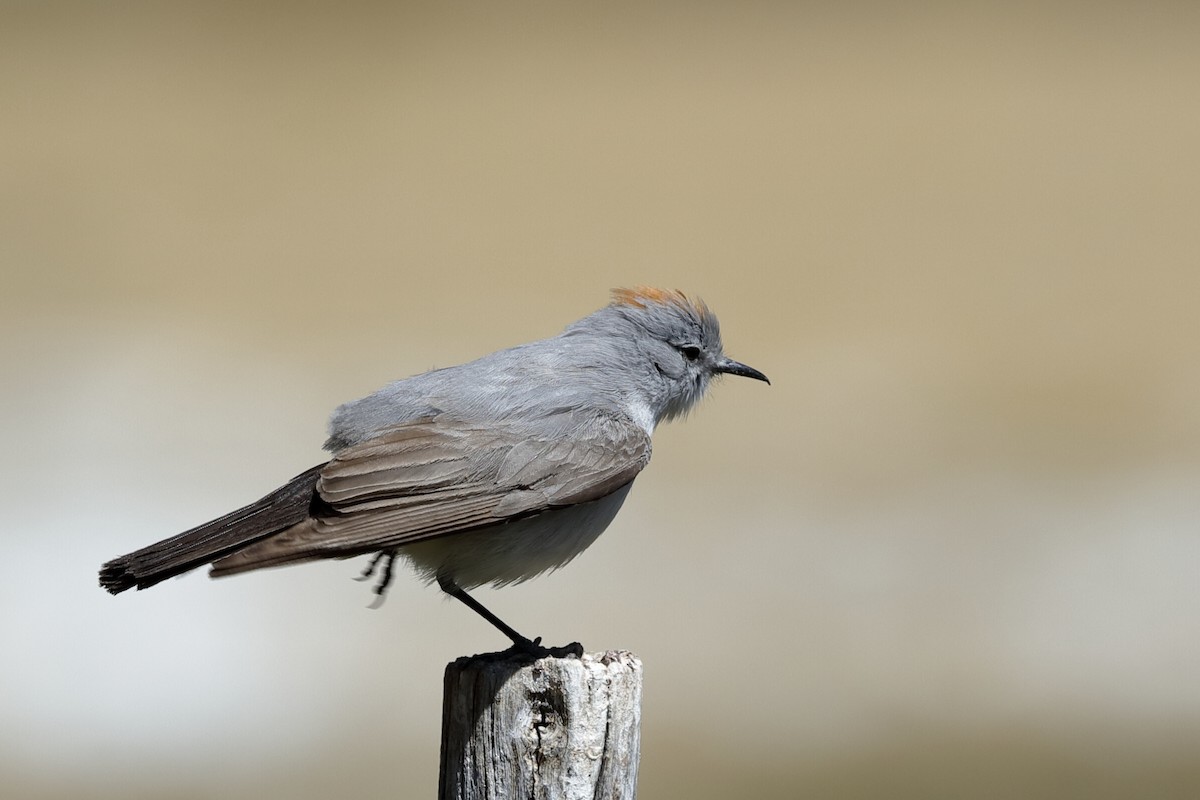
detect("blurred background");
top-left (3, 1), bottom-right (1198, 798)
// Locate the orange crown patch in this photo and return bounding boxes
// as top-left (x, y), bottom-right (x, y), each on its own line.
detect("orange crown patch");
top-left (610, 286), bottom-right (712, 321)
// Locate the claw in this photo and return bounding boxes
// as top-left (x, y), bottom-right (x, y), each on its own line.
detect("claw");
top-left (355, 552), bottom-right (386, 582)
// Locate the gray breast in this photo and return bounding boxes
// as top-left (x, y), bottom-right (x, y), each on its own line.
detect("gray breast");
top-left (398, 483), bottom-right (635, 589)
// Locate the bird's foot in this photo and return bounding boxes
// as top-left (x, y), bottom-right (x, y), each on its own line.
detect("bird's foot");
top-left (357, 551), bottom-right (397, 608)
top-left (507, 636), bottom-right (584, 660)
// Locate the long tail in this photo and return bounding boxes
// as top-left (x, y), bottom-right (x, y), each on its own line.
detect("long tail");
top-left (99, 464), bottom-right (326, 594)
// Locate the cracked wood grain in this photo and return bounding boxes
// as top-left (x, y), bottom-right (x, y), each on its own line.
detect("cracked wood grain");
top-left (439, 650), bottom-right (642, 800)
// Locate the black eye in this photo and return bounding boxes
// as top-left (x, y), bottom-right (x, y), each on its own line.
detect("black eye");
top-left (680, 345), bottom-right (701, 361)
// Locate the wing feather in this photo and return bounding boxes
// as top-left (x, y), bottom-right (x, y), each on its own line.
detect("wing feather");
top-left (209, 411), bottom-right (650, 576)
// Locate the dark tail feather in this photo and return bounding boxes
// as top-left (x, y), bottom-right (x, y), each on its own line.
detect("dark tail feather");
top-left (99, 463), bottom-right (327, 594)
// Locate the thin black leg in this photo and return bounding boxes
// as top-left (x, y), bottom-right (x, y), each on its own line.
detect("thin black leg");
top-left (437, 576), bottom-right (583, 658)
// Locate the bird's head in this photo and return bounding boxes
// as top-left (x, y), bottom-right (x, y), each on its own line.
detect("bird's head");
top-left (568, 287), bottom-right (769, 429)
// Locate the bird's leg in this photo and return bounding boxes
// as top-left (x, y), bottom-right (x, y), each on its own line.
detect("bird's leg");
top-left (437, 576), bottom-right (583, 658)
top-left (438, 576), bottom-right (536, 648)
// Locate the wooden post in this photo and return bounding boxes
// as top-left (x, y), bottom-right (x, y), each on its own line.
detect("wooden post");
top-left (439, 650), bottom-right (643, 800)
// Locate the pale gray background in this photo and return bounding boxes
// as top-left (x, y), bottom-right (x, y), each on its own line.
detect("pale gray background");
top-left (3, 2), bottom-right (1198, 798)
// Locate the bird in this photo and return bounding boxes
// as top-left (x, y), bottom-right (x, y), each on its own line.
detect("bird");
top-left (99, 287), bottom-right (769, 654)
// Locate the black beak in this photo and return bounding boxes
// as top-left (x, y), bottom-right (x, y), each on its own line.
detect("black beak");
top-left (715, 358), bottom-right (770, 385)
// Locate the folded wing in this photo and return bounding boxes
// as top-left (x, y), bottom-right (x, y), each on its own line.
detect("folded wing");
top-left (209, 410), bottom-right (650, 576)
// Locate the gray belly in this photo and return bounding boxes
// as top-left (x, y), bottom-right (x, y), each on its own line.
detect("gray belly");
top-left (399, 483), bottom-right (634, 590)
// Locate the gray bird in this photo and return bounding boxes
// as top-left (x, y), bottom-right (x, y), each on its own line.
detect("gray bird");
top-left (99, 287), bottom-right (768, 653)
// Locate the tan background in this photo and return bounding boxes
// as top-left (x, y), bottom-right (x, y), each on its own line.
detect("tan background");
top-left (3, 2), bottom-right (1198, 798)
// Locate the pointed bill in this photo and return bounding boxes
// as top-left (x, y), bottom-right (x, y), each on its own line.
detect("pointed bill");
top-left (715, 357), bottom-right (770, 384)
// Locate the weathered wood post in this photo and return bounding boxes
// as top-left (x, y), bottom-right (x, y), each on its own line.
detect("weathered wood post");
top-left (439, 650), bottom-right (643, 800)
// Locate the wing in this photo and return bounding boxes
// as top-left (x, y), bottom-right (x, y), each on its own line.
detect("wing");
top-left (208, 410), bottom-right (650, 576)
